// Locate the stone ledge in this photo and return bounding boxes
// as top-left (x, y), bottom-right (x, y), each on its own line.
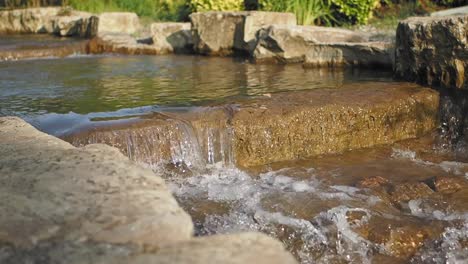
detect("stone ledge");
top-left (0, 116), bottom-right (297, 263)
top-left (253, 24), bottom-right (393, 68)
top-left (65, 83), bottom-right (439, 168)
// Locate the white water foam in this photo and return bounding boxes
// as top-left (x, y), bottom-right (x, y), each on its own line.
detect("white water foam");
top-left (169, 164), bottom-right (386, 263)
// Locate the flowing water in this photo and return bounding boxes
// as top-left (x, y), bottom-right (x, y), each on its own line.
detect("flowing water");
top-left (1, 39), bottom-right (467, 264)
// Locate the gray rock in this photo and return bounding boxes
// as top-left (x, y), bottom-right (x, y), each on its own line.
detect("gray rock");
top-left (98, 12), bottom-right (140, 35)
top-left (0, 7), bottom-right (60, 34)
top-left (0, 116), bottom-right (193, 248)
top-left (431, 5), bottom-right (468, 17)
top-left (52, 12), bottom-right (99, 38)
top-left (151, 22), bottom-right (193, 54)
top-left (395, 15), bottom-right (467, 89)
top-left (1, 233), bottom-right (297, 264)
top-left (254, 24), bottom-right (393, 68)
top-left (0, 116), bottom-right (298, 263)
top-left (190, 11), bottom-right (296, 55)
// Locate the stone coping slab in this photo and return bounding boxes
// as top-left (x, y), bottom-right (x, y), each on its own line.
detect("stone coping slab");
top-left (0, 116), bottom-right (297, 263)
top-left (65, 82), bottom-right (439, 168)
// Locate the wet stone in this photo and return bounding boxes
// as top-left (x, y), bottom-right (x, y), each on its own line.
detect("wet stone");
top-left (356, 176), bottom-right (390, 189)
top-left (390, 182), bottom-right (434, 204)
top-left (430, 176), bottom-right (467, 194)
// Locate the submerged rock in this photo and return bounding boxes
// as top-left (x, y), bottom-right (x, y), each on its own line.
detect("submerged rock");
top-left (0, 117), bottom-right (297, 264)
top-left (190, 11), bottom-right (296, 56)
top-left (389, 182), bottom-right (434, 204)
top-left (395, 15), bottom-right (468, 89)
top-left (253, 25), bottom-right (393, 68)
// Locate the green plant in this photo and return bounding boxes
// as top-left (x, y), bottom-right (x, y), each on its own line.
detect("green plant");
top-left (331, 0), bottom-right (380, 25)
top-left (190, 0), bottom-right (243, 12)
top-left (64, 0), bottom-right (191, 21)
top-left (290, 0), bottom-right (335, 26)
top-left (259, 0), bottom-right (335, 26)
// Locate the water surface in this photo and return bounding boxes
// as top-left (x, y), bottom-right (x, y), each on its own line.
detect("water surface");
top-left (0, 54), bottom-right (392, 135)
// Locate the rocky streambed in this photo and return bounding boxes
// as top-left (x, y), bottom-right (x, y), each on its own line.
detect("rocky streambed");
top-left (1, 7), bottom-right (468, 264)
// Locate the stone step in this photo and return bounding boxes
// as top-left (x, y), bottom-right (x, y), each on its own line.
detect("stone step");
top-left (0, 116), bottom-right (297, 264)
top-left (65, 82), bottom-right (439, 168)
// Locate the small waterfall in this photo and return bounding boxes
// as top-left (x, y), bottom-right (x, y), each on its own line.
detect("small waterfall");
top-left (437, 89), bottom-right (468, 158)
top-left (0, 38), bottom-right (90, 61)
top-left (65, 106), bottom-right (236, 173)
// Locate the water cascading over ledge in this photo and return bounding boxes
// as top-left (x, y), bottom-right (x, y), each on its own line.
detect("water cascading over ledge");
top-left (65, 106), bottom-right (236, 172)
top-left (64, 82), bottom-right (439, 170)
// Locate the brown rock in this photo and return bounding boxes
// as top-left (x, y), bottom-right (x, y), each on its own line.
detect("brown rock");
top-left (361, 216), bottom-right (444, 259)
top-left (232, 83), bottom-right (438, 167)
top-left (390, 182), bottom-right (434, 204)
top-left (395, 15), bottom-right (468, 89)
top-left (65, 83), bottom-right (439, 168)
top-left (433, 176), bottom-right (466, 194)
top-left (356, 176), bottom-right (390, 189)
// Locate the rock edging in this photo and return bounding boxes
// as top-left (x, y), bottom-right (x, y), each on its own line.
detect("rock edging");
top-left (395, 15), bottom-right (468, 90)
top-left (0, 116), bottom-right (297, 264)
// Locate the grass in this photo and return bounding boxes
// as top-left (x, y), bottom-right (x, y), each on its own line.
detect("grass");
top-left (367, 1), bottom-right (442, 31)
top-left (64, 0), bottom-right (190, 21)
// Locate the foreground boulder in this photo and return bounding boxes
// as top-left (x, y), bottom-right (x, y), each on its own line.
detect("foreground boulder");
top-left (0, 116), bottom-right (193, 248)
top-left (254, 25), bottom-right (393, 68)
top-left (395, 15), bottom-right (467, 89)
top-left (0, 117), bottom-right (297, 264)
top-left (190, 11), bottom-right (296, 55)
top-left (66, 82), bottom-right (439, 168)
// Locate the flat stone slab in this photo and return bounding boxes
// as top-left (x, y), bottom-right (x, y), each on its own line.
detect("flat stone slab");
top-left (65, 82), bottom-right (439, 168)
top-left (1, 233), bottom-right (296, 264)
top-left (0, 116), bottom-right (194, 248)
top-left (254, 25), bottom-right (393, 68)
top-left (88, 33), bottom-right (162, 55)
top-left (190, 11), bottom-right (296, 55)
top-left (0, 117), bottom-right (297, 263)
top-left (431, 6), bottom-right (468, 17)
top-left (395, 15), bottom-right (467, 90)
